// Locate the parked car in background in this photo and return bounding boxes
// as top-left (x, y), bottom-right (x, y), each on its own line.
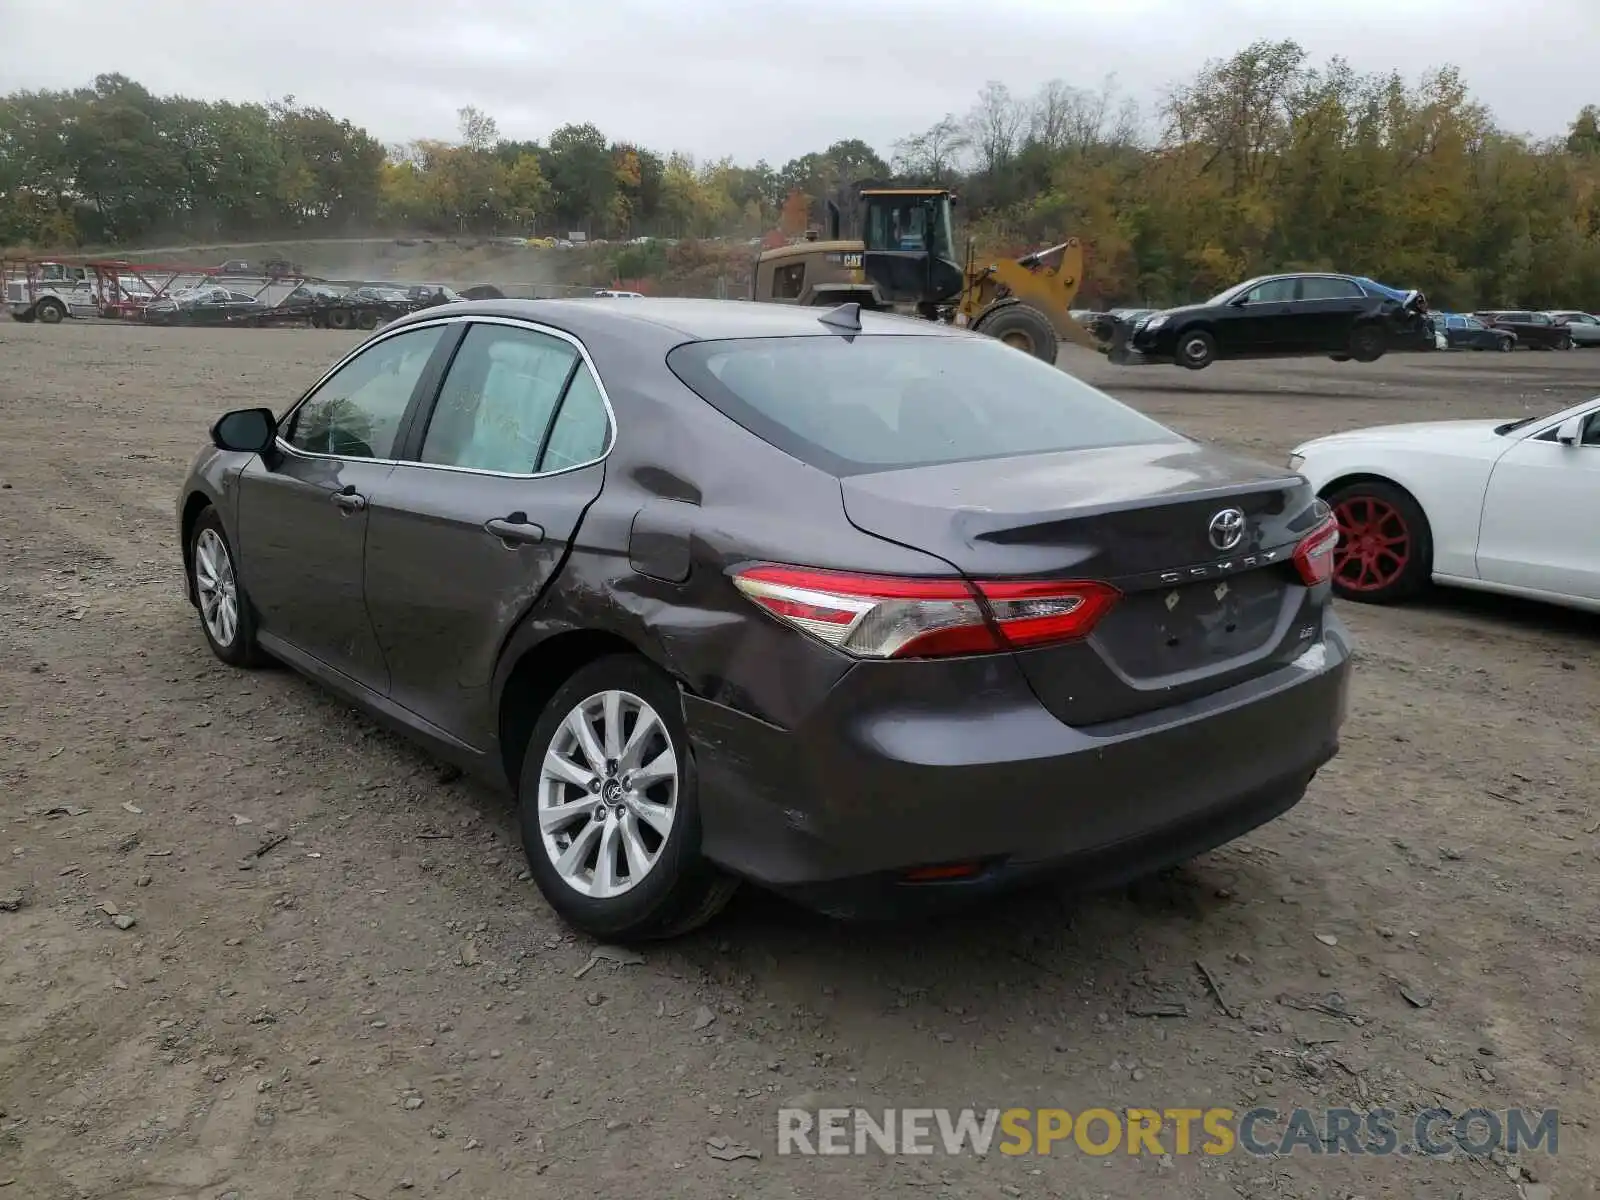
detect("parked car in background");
top-left (176, 298), bottom-right (1351, 938)
top-left (284, 283), bottom-right (347, 304)
top-left (593, 289), bottom-right (645, 298)
top-left (1110, 272), bottom-right (1430, 369)
top-left (1289, 395), bottom-right (1600, 610)
top-left (1546, 311), bottom-right (1600, 347)
top-left (347, 285), bottom-right (414, 306)
top-left (144, 285), bottom-right (266, 325)
top-left (1474, 311), bottom-right (1574, 350)
top-left (408, 285), bottom-right (466, 307)
top-left (1431, 312), bottom-right (1516, 352)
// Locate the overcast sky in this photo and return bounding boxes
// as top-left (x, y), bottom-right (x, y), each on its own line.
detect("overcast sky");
top-left (1, 0), bottom-right (1591, 163)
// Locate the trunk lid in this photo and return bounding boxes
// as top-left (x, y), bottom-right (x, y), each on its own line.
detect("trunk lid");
top-left (838, 440), bottom-right (1328, 725)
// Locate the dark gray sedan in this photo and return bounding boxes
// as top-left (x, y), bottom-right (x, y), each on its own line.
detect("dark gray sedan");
top-left (177, 298), bottom-right (1352, 939)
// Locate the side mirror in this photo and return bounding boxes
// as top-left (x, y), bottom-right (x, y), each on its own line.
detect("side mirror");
top-left (1555, 417), bottom-right (1583, 446)
top-left (211, 407), bottom-right (277, 454)
top-left (1230, 295), bottom-right (1251, 307)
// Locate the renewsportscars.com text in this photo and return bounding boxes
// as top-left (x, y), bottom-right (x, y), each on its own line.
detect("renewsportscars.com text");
top-left (777, 1106), bottom-right (1560, 1158)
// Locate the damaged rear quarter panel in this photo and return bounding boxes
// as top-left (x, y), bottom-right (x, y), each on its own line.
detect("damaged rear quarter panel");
top-left (492, 364), bottom-right (959, 735)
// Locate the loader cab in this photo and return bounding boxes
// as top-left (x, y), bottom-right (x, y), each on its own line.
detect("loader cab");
top-left (857, 188), bottom-right (964, 306)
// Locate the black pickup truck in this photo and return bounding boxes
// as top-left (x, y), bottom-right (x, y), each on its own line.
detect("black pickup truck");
top-left (1473, 311), bottom-right (1574, 351)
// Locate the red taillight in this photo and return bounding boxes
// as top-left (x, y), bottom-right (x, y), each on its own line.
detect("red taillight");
top-left (731, 565), bottom-right (1118, 659)
top-left (1293, 515), bottom-right (1340, 586)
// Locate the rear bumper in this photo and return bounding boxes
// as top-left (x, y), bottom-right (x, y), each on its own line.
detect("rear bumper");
top-left (689, 616), bottom-right (1353, 918)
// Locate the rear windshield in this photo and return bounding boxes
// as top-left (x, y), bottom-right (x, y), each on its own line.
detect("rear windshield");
top-left (666, 334), bottom-right (1181, 476)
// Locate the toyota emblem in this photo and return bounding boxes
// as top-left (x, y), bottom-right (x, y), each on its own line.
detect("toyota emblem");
top-left (1208, 508), bottom-right (1245, 551)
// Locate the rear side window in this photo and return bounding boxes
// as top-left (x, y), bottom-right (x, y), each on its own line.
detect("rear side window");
top-left (1300, 277), bottom-right (1363, 300)
top-left (420, 324), bottom-right (579, 473)
top-left (540, 363), bottom-right (611, 470)
top-left (667, 334), bottom-right (1181, 476)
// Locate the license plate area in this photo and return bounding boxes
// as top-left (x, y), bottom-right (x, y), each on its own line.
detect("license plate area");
top-left (1095, 571), bottom-right (1287, 678)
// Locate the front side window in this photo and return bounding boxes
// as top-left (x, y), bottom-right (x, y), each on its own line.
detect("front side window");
top-left (668, 334), bottom-right (1181, 476)
top-left (285, 324), bottom-right (446, 459)
top-left (862, 195), bottom-right (952, 256)
top-left (418, 324), bottom-right (579, 473)
top-left (1244, 279), bottom-right (1298, 303)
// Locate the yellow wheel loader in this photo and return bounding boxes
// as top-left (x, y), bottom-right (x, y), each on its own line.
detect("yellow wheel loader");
top-left (750, 183), bottom-right (1093, 362)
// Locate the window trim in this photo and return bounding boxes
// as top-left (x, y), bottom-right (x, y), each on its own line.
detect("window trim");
top-left (274, 313), bottom-right (618, 481)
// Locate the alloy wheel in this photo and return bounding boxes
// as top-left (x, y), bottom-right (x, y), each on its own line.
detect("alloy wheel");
top-left (193, 528), bottom-right (240, 646)
top-left (1331, 495), bottom-right (1410, 593)
top-left (537, 689), bottom-right (679, 899)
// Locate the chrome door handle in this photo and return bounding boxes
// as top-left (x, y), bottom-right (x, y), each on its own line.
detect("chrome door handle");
top-left (331, 489), bottom-right (365, 513)
top-left (485, 512), bottom-right (545, 546)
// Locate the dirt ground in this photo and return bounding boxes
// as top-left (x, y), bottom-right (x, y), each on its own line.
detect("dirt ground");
top-left (1, 321), bottom-right (1596, 1200)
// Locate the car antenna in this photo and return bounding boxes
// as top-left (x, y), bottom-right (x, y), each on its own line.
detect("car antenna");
top-left (817, 301), bottom-right (862, 334)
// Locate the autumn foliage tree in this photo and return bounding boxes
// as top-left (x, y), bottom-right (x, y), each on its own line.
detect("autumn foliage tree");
top-left (4, 46), bottom-right (1599, 310)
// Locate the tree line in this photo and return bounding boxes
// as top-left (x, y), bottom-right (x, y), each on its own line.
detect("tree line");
top-left (3, 44), bottom-right (1599, 309)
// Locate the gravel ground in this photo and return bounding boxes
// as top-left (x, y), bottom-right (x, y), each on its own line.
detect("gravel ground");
top-left (1, 321), bottom-right (1596, 1200)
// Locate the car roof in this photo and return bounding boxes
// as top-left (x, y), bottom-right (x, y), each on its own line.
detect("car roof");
top-left (385, 296), bottom-right (957, 344)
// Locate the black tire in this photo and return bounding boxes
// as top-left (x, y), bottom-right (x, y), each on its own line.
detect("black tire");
top-left (188, 506), bottom-right (266, 667)
top-left (1174, 328), bottom-right (1216, 370)
top-left (1499, 337), bottom-right (1514, 352)
top-left (977, 303), bottom-right (1059, 364)
top-left (1348, 323), bottom-right (1386, 363)
top-left (357, 308), bottom-right (381, 330)
top-left (35, 298), bottom-right (67, 325)
top-left (1328, 353), bottom-right (1351, 362)
top-left (326, 307), bottom-right (353, 331)
top-left (518, 654), bottom-right (737, 941)
top-left (1559, 334), bottom-right (1574, 351)
top-left (1322, 479), bottom-right (1432, 605)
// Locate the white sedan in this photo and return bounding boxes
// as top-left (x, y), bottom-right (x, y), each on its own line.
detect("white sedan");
top-left (1288, 396), bottom-right (1600, 611)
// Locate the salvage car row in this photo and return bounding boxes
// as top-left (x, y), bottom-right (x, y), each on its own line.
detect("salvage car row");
top-left (173, 295), bottom-right (1599, 945)
top-left (1074, 273), bottom-right (1600, 369)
